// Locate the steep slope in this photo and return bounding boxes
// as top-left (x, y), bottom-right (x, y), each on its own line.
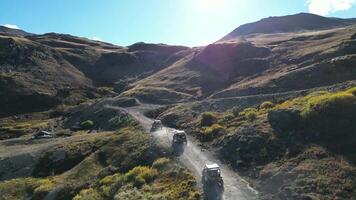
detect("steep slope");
top-left (122, 42), bottom-right (271, 103)
top-left (220, 13), bottom-right (356, 41)
top-left (0, 35), bottom-right (91, 117)
top-left (123, 14), bottom-right (356, 103)
top-left (28, 34), bottom-right (189, 86)
top-left (212, 26), bottom-right (356, 98)
top-left (0, 31), bottom-right (189, 117)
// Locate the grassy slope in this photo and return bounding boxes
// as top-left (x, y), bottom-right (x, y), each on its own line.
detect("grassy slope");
top-left (156, 86), bottom-right (356, 199)
top-left (0, 103), bottom-right (201, 200)
top-left (123, 26), bottom-right (356, 104)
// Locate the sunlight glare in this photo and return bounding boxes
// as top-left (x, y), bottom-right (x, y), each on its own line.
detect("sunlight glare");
top-left (193, 0), bottom-right (228, 12)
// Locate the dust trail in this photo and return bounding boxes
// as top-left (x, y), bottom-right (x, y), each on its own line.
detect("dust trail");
top-left (122, 105), bottom-right (259, 200)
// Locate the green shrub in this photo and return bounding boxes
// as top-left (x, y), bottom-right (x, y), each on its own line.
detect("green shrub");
top-left (73, 188), bottom-right (102, 200)
top-left (81, 120), bottom-right (94, 130)
top-left (260, 101), bottom-right (274, 109)
top-left (245, 110), bottom-right (257, 121)
top-left (200, 112), bottom-right (217, 127)
top-left (201, 124), bottom-right (225, 141)
top-left (232, 106), bottom-right (242, 117)
top-left (32, 179), bottom-right (56, 199)
top-left (240, 108), bottom-right (258, 121)
top-left (221, 113), bottom-right (234, 123)
top-left (124, 166), bottom-right (158, 188)
top-left (98, 173), bottom-right (124, 198)
top-left (108, 116), bottom-right (131, 129)
top-left (346, 87), bottom-right (356, 96)
top-left (0, 177), bottom-right (56, 200)
top-left (152, 158), bottom-right (171, 170)
top-left (301, 91), bottom-right (356, 138)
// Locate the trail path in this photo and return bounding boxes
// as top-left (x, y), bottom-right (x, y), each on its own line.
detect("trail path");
top-left (116, 104), bottom-right (259, 200)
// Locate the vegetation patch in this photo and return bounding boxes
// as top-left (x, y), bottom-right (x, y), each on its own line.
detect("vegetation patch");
top-left (80, 120), bottom-right (94, 130)
top-left (73, 158), bottom-right (200, 200)
top-left (33, 133), bottom-right (114, 177)
top-left (200, 124), bottom-right (225, 141)
top-left (301, 90), bottom-right (356, 139)
top-left (259, 101), bottom-right (274, 110)
top-left (0, 119), bottom-right (49, 139)
top-left (0, 177), bottom-right (57, 200)
top-left (200, 112), bottom-right (217, 127)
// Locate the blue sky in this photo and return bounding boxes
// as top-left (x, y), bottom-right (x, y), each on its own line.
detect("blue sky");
top-left (1, 0), bottom-right (356, 46)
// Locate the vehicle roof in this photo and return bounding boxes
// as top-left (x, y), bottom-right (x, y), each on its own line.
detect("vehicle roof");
top-left (205, 163), bottom-right (220, 169)
top-left (37, 131), bottom-right (52, 135)
top-left (175, 130), bottom-right (185, 134)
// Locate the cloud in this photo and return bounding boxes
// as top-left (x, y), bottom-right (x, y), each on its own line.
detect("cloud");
top-left (307, 0), bottom-right (356, 16)
top-left (92, 36), bottom-right (103, 42)
top-left (2, 24), bottom-right (20, 29)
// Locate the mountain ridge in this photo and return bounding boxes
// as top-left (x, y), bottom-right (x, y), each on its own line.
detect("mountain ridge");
top-left (220, 12), bottom-right (356, 41)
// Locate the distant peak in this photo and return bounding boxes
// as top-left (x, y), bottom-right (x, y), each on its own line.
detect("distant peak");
top-left (0, 25), bottom-right (34, 37)
top-left (220, 13), bottom-right (356, 41)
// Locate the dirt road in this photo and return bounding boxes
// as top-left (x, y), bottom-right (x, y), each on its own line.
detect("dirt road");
top-left (120, 104), bottom-right (259, 200)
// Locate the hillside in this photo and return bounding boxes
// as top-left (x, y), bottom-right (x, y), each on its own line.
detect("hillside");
top-left (0, 12), bottom-right (356, 200)
top-left (0, 32), bottom-right (189, 117)
top-left (220, 13), bottom-right (356, 41)
top-left (0, 25), bottom-right (33, 37)
top-left (123, 13), bottom-right (356, 103)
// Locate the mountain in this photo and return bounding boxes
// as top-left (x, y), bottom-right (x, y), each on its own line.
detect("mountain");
top-left (2, 13), bottom-right (354, 115)
top-left (0, 25), bottom-right (34, 37)
top-left (220, 13), bottom-right (356, 41)
top-left (1, 12), bottom-right (356, 200)
top-left (122, 13), bottom-right (356, 103)
top-left (0, 32), bottom-right (189, 117)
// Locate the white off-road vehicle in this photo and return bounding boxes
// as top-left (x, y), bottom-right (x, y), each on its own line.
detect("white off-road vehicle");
top-left (202, 163), bottom-right (224, 189)
top-left (172, 130), bottom-right (187, 144)
top-left (171, 130), bottom-right (188, 156)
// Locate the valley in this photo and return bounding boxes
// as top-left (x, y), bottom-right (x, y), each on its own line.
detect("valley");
top-left (0, 12), bottom-right (356, 200)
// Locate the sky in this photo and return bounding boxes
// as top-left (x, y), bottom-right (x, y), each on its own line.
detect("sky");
top-left (1, 0), bottom-right (356, 47)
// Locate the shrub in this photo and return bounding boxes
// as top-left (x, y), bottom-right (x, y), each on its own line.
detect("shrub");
top-left (124, 166), bottom-right (158, 188)
top-left (221, 113), bottom-right (234, 123)
top-left (346, 87), bottom-right (356, 96)
top-left (240, 108), bottom-right (258, 121)
top-left (152, 158), bottom-right (171, 170)
top-left (260, 101), bottom-right (274, 109)
top-left (301, 91), bottom-right (356, 138)
top-left (81, 120), bottom-right (94, 130)
top-left (108, 116), bottom-right (131, 129)
top-left (245, 110), bottom-right (257, 121)
top-left (73, 188), bottom-right (102, 200)
top-left (0, 178), bottom-right (57, 200)
top-left (201, 124), bottom-right (225, 141)
top-left (33, 179), bottom-right (56, 199)
top-left (232, 106), bottom-right (242, 117)
top-left (200, 112), bottom-right (217, 127)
